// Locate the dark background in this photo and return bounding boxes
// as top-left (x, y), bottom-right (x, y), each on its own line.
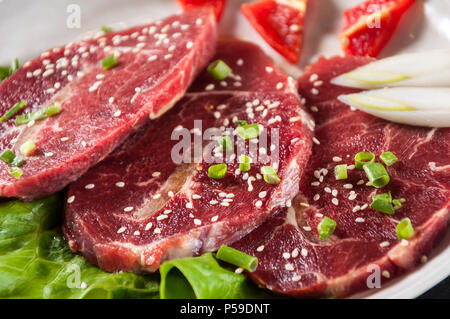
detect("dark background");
top-left (418, 276), bottom-right (450, 299)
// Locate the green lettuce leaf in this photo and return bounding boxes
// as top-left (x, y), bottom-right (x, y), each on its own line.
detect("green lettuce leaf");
top-left (0, 194), bottom-right (273, 299)
top-left (0, 194), bottom-right (159, 299)
top-left (160, 253), bottom-right (272, 299)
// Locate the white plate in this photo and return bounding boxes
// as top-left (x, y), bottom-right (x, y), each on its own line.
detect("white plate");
top-left (1, 0), bottom-right (449, 299)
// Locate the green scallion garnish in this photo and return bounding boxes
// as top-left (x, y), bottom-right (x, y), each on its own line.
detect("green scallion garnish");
top-left (317, 216), bottom-right (336, 240)
top-left (208, 163), bottom-right (227, 179)
top-left (0, 66), bottom-right (10, 81)
top-left (236, 123), bottom-right (260, 139)
top-left (239, 155), bottom-right (251, 172)
top-left (101, 55), bottom-right (118, 70)
top-left (216, 245), bottom-right (258, 272)
top-left (207, 59), bottom-right (232, 81)
top-left (261, 166), bottom-right (280, 185)
top-left (19, 140), bottom-right (36, 156)
top-left (8, 167), bottom-right (23, 179)
top-left (15, 104), bottom-right (61, 125)
top-left (10, 58), bottom-right (19, 74)
top-left (0, 149), bottom-right (24, 167)
top-left (218, 136), bottom-right (232, 152)
top-left (370, 192), bottom-right (394, 214)
top-left (235, 120), bottom-right (247, 126)
top-left (355, 152), bottom-right (375, 170)
top-left (101, 26), bottom-right (113, 33)
top-left (396, 218), bottom-right (414, 240)
top-left (334, 164), bottom-right (348, 180)
top-left (380, 151), bottom-right (398, 166)
top-left (0, 100), bottom-right (27, 122)
top-left (363, 162), bottom-right (390, 188)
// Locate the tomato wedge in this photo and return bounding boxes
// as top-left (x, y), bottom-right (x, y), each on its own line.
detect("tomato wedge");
top-left (177, 0), bottom-right (226, 21)
top-left (339, 0), bottom-right (415, 57)
top-left (241, 0), bottom-right (308, 64)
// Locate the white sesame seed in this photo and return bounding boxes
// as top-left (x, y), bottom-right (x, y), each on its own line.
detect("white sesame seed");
top-left (60, 137), bottom-right (69, 142)
top-left (311, 181), bottom-right (320, 186)
top-left (309, 74), bottom-right (318, 82)
top-left (313, 194), bottom-right (320, 201)
top-left (285, 263), bottom-right (294, 271)
top-left (310, 106), bottom-right (319, 112)
top-left (186, 202), bottom-right (193, 209)
top-left (236, 58), bottom-right (244, 66)
top-left (258, 191), bottom-right (267, 198)
top-left (303, 226), bottom-right (312, 231)
top-left (255, 200), bottom-right (263, 208)
top-left (301, 248), bottom-right (308, 257)
top-left (357, 179), bottom-right (365, 185)
top-left (348, 193), bottom-right (357, 200)
top-left (360, 204), bottom-right (369, 210)
top-left (286, 199), bottom-right (292, 207)
top-left (401, 239), bottom-right (409, 246)
top-left (221, 202), bottom-right (230, 207)
top-left (67, 195), bottom-right (75, 203)
top-left (211, 215), bottom-right (218, 222)
top-left (292, 275), bottom-right (301, 282)
top-left (315, 213), bottom-right (324, 218)
top-left (282, 252), bottom-right (290, 259)
top-left (276, 82), bottom-right (284, 90)
top-left (157, 214), bottom-right (168, 221)
top-left (113, 110), bottom-right (121, 117)
top-left (195, 18), bottom-right (202, 25)
top-left (256, 245), bottom-right (265, 252)
top-left (421, 255), bottom-right (428, 264)
top-left (313, 137), bottom-right (320, 145)
top-left (186, 41), bottom-right (194, 49)
top-left (379, 241), bottom-right (390, 248)
top-left (291, 248), bottom-right (299, 258)
top-left (152, 171), bottom-right (161, 177)
top-left (205, 84), bottom-right (215, 91)
top-left (311, 88), bottom-right (319, 95)
top-left (145, 222), bottom-right (153, 230)
top-left (42, 69), bottom-right (54, 77)
top-left (333, 156), bottom-right (342, 162)
top-left (124, 206), bottom-right (134, 212)
top-left (85, 184), bottom-right (95, 189)
top-left (265, 66), bottom-right (273, 73)
top-left (194, 219), bottom-right (202, 225)
top-left (332, 198), bottom-right (339, 206)
top-left (382, 270), bottom-right (390, 278)
top-left (117, 226), bottom-right (126, 234)
top-left (148, 55), bottom-right (158, 62)
top-left (355, 217), bottom-right (365, 223)
top-left (154, 227), bottom-right (161, 234)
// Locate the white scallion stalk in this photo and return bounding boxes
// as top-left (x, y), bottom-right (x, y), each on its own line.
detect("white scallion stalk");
top-left (338, 88), bottom-right (450, 127)
top-left (331, 50), bottom-right (450, 89)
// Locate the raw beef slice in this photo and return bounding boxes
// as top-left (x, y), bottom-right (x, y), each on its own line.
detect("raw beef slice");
top-left (232, 55), bottom-right (450, 298)
top-left (64, 39), bottom-right (314, 273)
top-left (0, 9), bottom-right (217, 200)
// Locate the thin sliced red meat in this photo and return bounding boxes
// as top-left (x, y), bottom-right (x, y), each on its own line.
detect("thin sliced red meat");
top-left (63, 40), bottom-right (314, 273)
top-left (0, 9), bottom-right (217, 200)
top-left (232, 55), bottom-right (450, 298)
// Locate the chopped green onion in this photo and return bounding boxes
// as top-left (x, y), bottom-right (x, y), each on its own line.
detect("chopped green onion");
top-left (217, 136), bottom-right (232, 152)
top-left (19, 140), bottom-right (36, 156)
top-left (334, 164), bottom-right (348, 180)
top-left (236, 123), bottom-right (260, 139)
top-left (0, 66), bottom-right (10, 80)
top-left (392, 199), bottom-right (403, 210)
top-left (234, 120), bottom-right (247, 126)
top-left (0, 149), bottom-right (23, 167)
top-left (216, 245), bottom-right (258, 272)
top-left (239, 155), bottom-right (251, 172)
top-left (207, 59), bottom-right (232, 81)
top-left (8, 167), bottom-right (23, 179)
top-left (396, 218), bottom-right (414, 240)
top-left (370, 192), bottom-right (394, 214)
top-left (10, 58), bottom-right (19, 74)
top-left (0, 100), bottom-right (27, 122)
top-left (380, 151), bottom-right (398, 166)
top-left (101, 55), bottom-right (118, 70)
top-left (317, 216), bottom-right (336, 240)
top-left (354, 152), bottom-right (375, 170)
top-left (15, 104), bottom-right (61, 125)
top-left (101, 26), bottom-right (113, 33)
top-left (208, 163), bottom-right (227, 179)
top-left (363, 162), bottom-right (390, 188)
top-left (260, 166), bottom-right (280, 185)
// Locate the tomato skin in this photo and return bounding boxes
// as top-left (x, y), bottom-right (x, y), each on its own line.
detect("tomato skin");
top-left (241, 0), bottom-right (307, 64)
top-left (177, 0), bottom-right (226, 21)
top-left (340, 0), bottom-right (415, 57)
